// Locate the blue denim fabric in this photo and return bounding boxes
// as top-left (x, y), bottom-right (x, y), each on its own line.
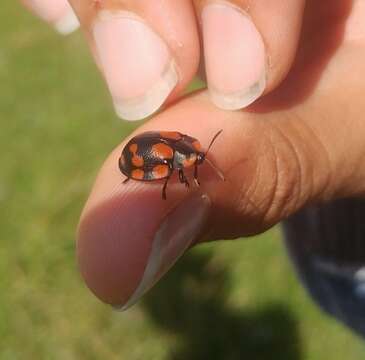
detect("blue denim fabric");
top-left (283, 198), bottom-right (365, 337)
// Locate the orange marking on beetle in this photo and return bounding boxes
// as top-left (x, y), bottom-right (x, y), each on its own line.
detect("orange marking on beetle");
top-left (192, 140), bottom-right (202, 151)
top-left (159, 131), bottom-right (182, 140)
top-left (182, 154), bottom-right (197, 168)
top-left (129, 143), bottom-right (143, 166)
top-left (129, 143), bottom-right (138, 154)
top-left (131, 169), bottom-right (144, 180)
top-left (152, 164), bottom-right (169, 178)
top-left (131, 155), bottom-right (144, 167)
top-left (152, 143), bottom-right (174, 159)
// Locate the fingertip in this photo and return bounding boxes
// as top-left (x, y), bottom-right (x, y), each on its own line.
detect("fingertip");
top-left (77, 179), bottom-right (211, 308)
top-left (77, 187), bottom-right (167, 306)
top-left (53, 7), bottom-right (80, 35)
top-left (72, 0), bottom-right (200, 120)
top-left (23, 0), bottom-right (79, 34)
top-left (197, 0), bottom-right (305, 110)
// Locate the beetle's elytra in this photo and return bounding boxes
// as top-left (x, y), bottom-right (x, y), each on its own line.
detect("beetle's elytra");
top-left (118, 130), bottom-right (224, 200)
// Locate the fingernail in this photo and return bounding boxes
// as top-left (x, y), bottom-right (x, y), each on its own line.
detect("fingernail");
top-left (93, 11), bottom-right (178, 121)
top-left (116, 194), bottom-right (211, 310)
top-left (26, 0), bottom-right (79, 35)
top-left (202, 2), bottom-right (266, 110)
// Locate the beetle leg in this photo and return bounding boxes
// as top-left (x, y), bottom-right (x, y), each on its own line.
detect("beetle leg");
top-left (178, 169), bottom-right (184, 183)
top-left (162, 174), bottom-right (172, 200)
top-left (179, 169), bottom-right (190, 188)
top-left (123, 177), bottom-right (130, 184)
top-left (194, 165), bottom-right (200, 187)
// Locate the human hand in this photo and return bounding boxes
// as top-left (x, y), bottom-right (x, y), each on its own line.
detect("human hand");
top-left (73, 0), bottom-right (365, 309)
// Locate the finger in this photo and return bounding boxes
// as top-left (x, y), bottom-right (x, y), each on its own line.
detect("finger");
top-left (68, 0), bottom-right (200, 121)
top-left (78, 47), bottom-right (365, 309)
top-left (194, 0), bottom-right (306, 110)
top-left (21, 0), bottom-right (79, 34)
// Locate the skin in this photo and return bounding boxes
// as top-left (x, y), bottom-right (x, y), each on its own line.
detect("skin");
top-left (21, 0), bottom-right (365, 305)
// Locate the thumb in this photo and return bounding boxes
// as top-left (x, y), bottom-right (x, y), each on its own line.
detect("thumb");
top-left (77, 1), bottom-right (365, 309)
top-left (77, 82), bottom-right (365, 310)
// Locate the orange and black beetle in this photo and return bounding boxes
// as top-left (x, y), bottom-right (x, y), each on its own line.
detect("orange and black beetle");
top-left (119, 130), bottom-right (224, 199)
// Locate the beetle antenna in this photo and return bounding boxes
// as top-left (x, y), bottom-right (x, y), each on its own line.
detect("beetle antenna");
top-left (205, 157), bottom-right (225, 181)
top-left (205, 129), bottom-right (223, 157)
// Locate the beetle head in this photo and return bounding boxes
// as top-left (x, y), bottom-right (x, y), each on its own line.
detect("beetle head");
top-left (197, 152), bottom-right (205, 164)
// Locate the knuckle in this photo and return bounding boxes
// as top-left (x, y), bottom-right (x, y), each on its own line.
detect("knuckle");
top-left (246, 121), bottom-right (316, 225)
top-left (210, 117), bottom-right (332, 237)
top-left (265, 125), bottom-right (305, 220)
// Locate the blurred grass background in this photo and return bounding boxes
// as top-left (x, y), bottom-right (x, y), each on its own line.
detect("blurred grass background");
top-left (1, 2), bottom-right (365, 359)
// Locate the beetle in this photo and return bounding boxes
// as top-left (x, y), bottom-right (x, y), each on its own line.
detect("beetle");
top-left (118, 130), bottom-right (224, 199)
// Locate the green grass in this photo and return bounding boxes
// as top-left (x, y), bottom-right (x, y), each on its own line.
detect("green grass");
top-left (1, 2), bottom-right (365, 359)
